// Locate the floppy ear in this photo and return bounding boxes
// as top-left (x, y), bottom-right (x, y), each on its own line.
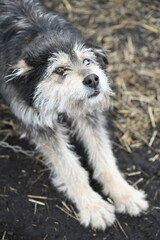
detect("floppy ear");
top-left (93, 47), bottom-right (109, 65)
top-left (86, 41), bottom-right (109, 65)
top-left (6, 59), bottom-right (33, 82)
top-left (13, 59), bottom-right (33, 76)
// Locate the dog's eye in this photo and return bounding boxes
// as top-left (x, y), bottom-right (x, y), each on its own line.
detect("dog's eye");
top-left (55, 67), bottom-right (65, 75)
top-left (83, 59), bottom-right (91, 65)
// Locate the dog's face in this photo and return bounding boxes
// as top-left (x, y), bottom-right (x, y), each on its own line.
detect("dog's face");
top-left (34, 43), bottom-right (112, 118)
top-left (11, 41), bottom-right (112, 119)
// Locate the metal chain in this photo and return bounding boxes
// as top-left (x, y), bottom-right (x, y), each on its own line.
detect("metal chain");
top-left (0, 141), bottom-right (35, 157)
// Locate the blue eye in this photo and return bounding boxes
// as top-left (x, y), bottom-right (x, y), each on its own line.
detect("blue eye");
top-left (83, 59), bottom-right (91, 65)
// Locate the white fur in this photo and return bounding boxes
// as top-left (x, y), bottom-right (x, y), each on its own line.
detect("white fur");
top-left (34, 123), bottom-right (115, 230)
top-left (7, 45), bottom-right (148, 230)
top-left (33, 46), bottom-right (112, 119)
top-left (73, 114), bottom-right (149, 217)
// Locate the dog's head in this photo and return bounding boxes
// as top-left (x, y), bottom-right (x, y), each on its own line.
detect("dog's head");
top-left (9, 34), bottom-right (112, 119)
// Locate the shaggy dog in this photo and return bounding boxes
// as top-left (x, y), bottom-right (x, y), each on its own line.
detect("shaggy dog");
top-left (0, 0), bottom-right (148, 230)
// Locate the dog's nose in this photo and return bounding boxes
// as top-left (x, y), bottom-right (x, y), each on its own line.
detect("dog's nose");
top-left (83, 74), bottom-right (99, 88)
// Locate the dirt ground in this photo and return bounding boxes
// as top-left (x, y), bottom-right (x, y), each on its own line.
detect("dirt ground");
top-left (0, 0), bottom-right (160, 240)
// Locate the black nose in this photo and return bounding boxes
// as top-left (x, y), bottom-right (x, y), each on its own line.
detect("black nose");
top-left (83, 74), bottom-right (99, 88)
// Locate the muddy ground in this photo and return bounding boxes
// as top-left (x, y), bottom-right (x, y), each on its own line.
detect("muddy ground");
top-left (0, 0), bottom-right (160, 239)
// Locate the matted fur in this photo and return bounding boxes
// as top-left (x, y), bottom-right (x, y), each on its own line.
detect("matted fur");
top-left (0, 0), bottom-right (148, 230)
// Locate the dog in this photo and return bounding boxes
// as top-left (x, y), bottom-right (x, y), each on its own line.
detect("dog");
top-left (0, 0), bottom-right (148, 230)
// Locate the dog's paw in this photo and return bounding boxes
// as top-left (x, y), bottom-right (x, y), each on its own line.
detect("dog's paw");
top-left (115, 187), bottom-right (149, 216)
top-left (78, 195), bottom-right (115, 230)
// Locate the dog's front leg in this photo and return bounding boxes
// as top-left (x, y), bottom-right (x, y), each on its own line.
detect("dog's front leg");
top-left (73, 113), bottom-right (148, 216)
top-left (34, 123), bottom-right (115, 230)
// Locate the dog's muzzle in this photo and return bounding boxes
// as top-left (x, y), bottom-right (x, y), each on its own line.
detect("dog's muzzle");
top-left (83, 74), bottom-right (100, 98)
top-left (83, 74), bottom-right (99, 89)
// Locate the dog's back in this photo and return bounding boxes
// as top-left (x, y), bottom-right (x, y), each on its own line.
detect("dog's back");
top-left (0, 0), bottom-right (75, 66)
top-left (0, 0), bottom-right (81, 106)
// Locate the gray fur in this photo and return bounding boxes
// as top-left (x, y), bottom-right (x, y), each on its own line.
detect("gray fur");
top-left (0, 0), bottom-right (148, 230)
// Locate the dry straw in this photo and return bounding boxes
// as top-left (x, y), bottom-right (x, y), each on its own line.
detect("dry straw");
top-left (0, 0), bottom-right (160, 153)
top-left (54, 0), bottom-right (160, 152)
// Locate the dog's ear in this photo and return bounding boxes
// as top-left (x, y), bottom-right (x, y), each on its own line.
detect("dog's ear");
top-left (92, 47), bottom-right (109, 65)
top-left (86, 41), bottom-right (109, 66)
top-left (13, 59), bottom-right (33, 76)
top-left (6, 59), bottom-right (33, 82)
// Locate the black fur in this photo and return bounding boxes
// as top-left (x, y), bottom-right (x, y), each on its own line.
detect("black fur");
top-left (0, 0), bottom-right (84, 105)
top-left (0, 0), bottom-right (108, 107)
